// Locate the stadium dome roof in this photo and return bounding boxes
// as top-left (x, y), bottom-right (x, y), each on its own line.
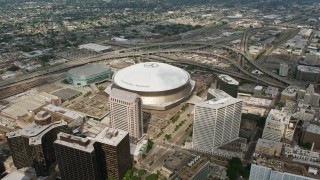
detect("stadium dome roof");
top-left (113, 62), bottom-right (190, 92)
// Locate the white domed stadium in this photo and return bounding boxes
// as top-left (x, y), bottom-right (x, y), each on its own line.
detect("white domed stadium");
top-left (106, 62), bottom-right (195, 110)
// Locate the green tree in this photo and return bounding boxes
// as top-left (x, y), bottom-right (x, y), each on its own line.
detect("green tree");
top-left (137, 169), bottom-right (146, 177)
top-left (145, 174), bottom-right (158, 180)
top-left (123, 169), bottom-right (133, 180)
top-left (300, 142), bottom-right (312, 150)
top-left (165, 134), bottom-right (171, 140)
top-left (258, 117), bottom-right (267, 128)
top-left (226, 158), bottom-right (250, 180)
top-left (7, 65), bottom-right (20, 71)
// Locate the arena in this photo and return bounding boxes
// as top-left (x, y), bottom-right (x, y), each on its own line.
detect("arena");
top-left (106, 62), bottom-right (195, 110)
top-left (67, 63), bottom-right (112, 86)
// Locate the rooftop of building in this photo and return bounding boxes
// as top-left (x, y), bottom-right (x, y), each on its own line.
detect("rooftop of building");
top-left (266, 109), bottom-right (291, 126)
top-left (1, 92), bottom-right (60, 119)
top-left (297, 65), bottom-right (320, 74)
top-left (52, 88), bottom-right (82, 101)
top-left (256, 138), bottom-right (283, 149)
top-left (54, 132), bottom-right (95, 153)
top-left (130, 138), bottom-right (148, 156)
top-left (163, 150), bottom-right (194, 173)
top-left (43, 104), bottom-right (86, 121)
top-left (282, 85), bottom-right (300, 96)
top-left (238, 93), bottom-right (272, 107)
top-left (94, 127), bottom-right (128, 146)
top-left (2, 169), bottom-right (35, 180)
top-left (301, 54), bottom-right (320, 66)
top-left (81, 119), bottom-right (108, 138)
top-left (306, 124), bottom-right (320, 135)
top-left (197, 89), bottom-right (242, 109)
top-left (177, 158), bottom-right (209, 180)
top-left (34, 110), bottom-right (50, 120)
top-left (6, 120), bottom-right (67, 145)
top-left (254, 86), bottom-right (263, 90)
top-left (218, 74), bottom-right (239, 85)
top-left (265, 86), bottom-right (279, 94)
top-left (78, 43), bottom-right (112, 52)
top-left (251, 164), bottom-right (318, 180)
top-left (109, 88), bottom-right (140, 103)
top-left (68, 63), bottom-right (111, 79)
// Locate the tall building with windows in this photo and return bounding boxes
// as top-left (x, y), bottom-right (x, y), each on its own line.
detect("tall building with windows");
top-left (192, 89), bottom-right (242, 153)
top-left (6, 111), bottom-right (69, 176)
top-left (216, 74), bottom-right (239, 98)
top-left (296, 65), bottom-right (320, 83)
top-left (109, 88), bottom-right (143, 144)
top-left (54, 127), bottom-right (131, 180)
top-left (262, 109), bottom-right (293, 142)
top-left (94, 127), bottom-right (132, 180)
top-left (54, 133), bottom-right (100, 180)
top-left (279, 63), bottom-right (289, 77)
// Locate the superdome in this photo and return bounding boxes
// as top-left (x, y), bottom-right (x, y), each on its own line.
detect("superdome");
top-left (107, 62), bottom-right (195, 110)
top-left (113, 62), bottom-right (190, 92)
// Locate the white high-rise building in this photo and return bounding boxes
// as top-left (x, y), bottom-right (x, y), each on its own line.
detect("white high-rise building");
top-left (306, 84), bottom-right (315, 94)
top-left (192, 89), bottom-right (242, 153)
top-left (304, 93), bottom-right (312, 105)
top-left (262, 109), bottom-right (292, 142)
top-left (279, 63), bottom-right (289, 77)
top-left (311, 93), bottom-right (320, 107)
top-left (109, 88), bottom-right (143, 144)
top-left (297, 89), bottom-right (306, 100)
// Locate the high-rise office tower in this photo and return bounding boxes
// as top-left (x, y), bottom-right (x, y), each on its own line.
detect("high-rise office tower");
top-left (192, 89), bottom-right (242, 153)
top-left (109, 88), bottom-right (143, 144)
top-left (216, 74), bottom-right (239, 98)
top-left (306, 84), bottom-right (315, 94)
top-left (54, 133), bottom-right (100, 180)
top-left (6, 111), bottom-right (69, 176)
top-left (54, 127), bottom-right (132, 180)
top-left (94, 127), bottom-right (132, 180)
top-left (304, 93), bottom-right (312, 105)
top-left (262, 109), bottom-right (292, 142)
top-left (297, 89), bottom-right (306, 100)
top-left (311, 93), bottom-right (320, 107)
top-left (279, 63), bottom-right (289, 77)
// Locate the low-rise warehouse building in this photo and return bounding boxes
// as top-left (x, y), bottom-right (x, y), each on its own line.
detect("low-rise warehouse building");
top-left (1, 92), bottom-right (61, 123)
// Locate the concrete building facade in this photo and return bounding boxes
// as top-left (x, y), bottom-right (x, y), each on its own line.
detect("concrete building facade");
top-left (94, 127), bottom-right (132, 180)
top-left (262, 109), bottom-right (293, 142)
top-left (279, 63), bottom-right (289, 77)
top-left (192, 89), bottom-right (242, 153)
top-left (54, 133), bottom-right (100, 180)
top-left (254, 138), bottom-right (283, 157)
top-left (296, 65), bottom-right (320, 83)
top-left (280, 85), bottom-right (299, 101)
top-left (6, 112), bottom-right (69, 176)
top-left (54, 127), bottom-right (132, 180)
top-left (301, 124), bottom-right (320, 150)
top-left (109, 88), bottom-right (143, 144)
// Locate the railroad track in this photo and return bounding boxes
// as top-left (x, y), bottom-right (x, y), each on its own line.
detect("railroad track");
top-left (0, 74), bottom-right (65, 100)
